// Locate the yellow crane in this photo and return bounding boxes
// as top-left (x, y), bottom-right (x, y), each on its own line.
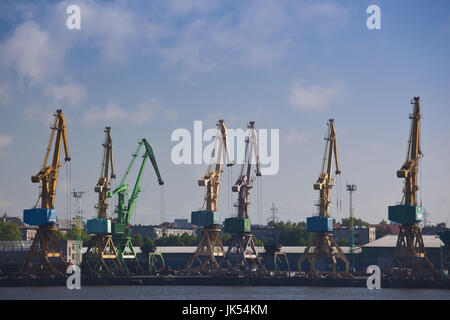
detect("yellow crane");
top-left (298, 119), bottom-right (349, 277)
top-left (20, 109), bottom-right (70, 277)
top-left (82, 127), bottom-right (127, 277)
top-left (384, 97), bottom-right (439, 279)
top-left (222, 121), bottom-right (266, 274)
top-left (184, 120), bottom-right (233, 274)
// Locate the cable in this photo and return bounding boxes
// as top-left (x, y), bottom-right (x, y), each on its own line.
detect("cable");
top-left (161, 185), bottom-right (165, 224)
top-left (257, 176), bottom-right (260, 226)
top-left (66, 163), bottom-right (69, 228)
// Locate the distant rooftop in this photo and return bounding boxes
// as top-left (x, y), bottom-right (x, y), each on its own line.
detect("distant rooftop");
top-left (363, 234), bottom-right (443, 248)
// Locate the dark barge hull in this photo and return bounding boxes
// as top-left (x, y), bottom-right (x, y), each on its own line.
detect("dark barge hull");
top-left (1, 275), bottom-right (449, 289)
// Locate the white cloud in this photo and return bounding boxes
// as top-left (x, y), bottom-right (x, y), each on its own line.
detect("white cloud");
top-left (23, 105), bottom-right (58, 124)
top-left (0, 21), bottom-right (64, 83)
top-left (0, 135), bottom-right (13, 148)
top-left (0, 1), bottom-right (350, 81)
top-left (153, 0), bottom-right (349, 76)
top-left (82, 99), bottom-right (176, 125)
top-left (44, 81), bottom-right (87, 106)
top-left (288, 82), bottom-right (345, 110)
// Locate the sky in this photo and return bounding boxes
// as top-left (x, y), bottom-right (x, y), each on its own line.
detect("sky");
top-left (0, 0), bottom-right (449, 226)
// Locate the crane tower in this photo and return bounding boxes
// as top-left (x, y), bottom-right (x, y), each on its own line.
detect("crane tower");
top-left (383, 97), bottom-right (438, 279)
top-left (184, 120), bottom-right (233, 274)
top-left (298, 119), bottom-right (350, 277)
top-left (19, 109), bottom-right (70, 278)
top-left (83, 127), bottom-right (127, 277)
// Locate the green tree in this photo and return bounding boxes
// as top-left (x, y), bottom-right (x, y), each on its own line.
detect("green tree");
top-left (0, 222), bottom-right (22, 241)
top-left (64, 227), bottom-right (91, 241)
top-left (375, 225), bottom-right (392, 239)
top-left (340, 217), bottom-right (369, 228)
top-left (56, 229), bottom-right (66, 240)
top-left (221, 233), bottom-right (231, 246)
top-left (141, 236), bottom-right (156, 253)
top-left (133, 234), bottom-right (144, 247)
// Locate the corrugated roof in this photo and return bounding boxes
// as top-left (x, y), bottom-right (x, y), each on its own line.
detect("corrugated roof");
top-left (363, 234), bottom-right (443, 248)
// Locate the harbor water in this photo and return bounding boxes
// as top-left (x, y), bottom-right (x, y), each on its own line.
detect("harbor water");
top-left (1, 285), bottom-right (449, 300)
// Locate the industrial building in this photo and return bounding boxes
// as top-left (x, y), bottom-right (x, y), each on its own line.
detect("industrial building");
top-left (333, 226), bottom-right (376, 245)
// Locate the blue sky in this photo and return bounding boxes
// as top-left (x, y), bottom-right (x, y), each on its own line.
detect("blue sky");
top-left (0, 0), bottom-right (449, 226)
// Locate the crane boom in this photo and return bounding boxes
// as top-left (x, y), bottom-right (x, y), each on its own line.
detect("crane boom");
top-left (95, 127), bottom-right (115, 219)
top-left (314, 119), bottom-right (340, 218)
top-left (109, 139), bottom-right (164, 226)
top-left (397, 97), bottom-right (422, 206)
top-left (232, 121), bottom-right (261, 219)
top-left (31, 109), bottom-right (70, 210)
top-left (198, 120), bottom-right (233, 212)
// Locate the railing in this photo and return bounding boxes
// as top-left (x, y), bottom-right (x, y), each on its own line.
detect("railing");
top-left (0, 241), bottom-right (33, 251)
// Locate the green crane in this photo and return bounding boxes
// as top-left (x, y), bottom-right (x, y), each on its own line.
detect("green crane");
top-left (108, 138), bottom-right (164, 273)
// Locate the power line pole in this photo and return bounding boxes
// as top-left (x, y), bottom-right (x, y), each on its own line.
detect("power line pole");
top-left (72, 189), bottom-right (85, 266)
top-left (268, 202), bottom-right (279, 225)
top-left (346, 183), bottom-right (357, 270)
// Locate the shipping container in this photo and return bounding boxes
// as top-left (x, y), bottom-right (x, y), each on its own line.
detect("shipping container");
top-left (191, 211), bottom-right (220, 227)
top-left (307, 216), bottom-right (333, 233)
top-left (23, 208), bottom-right (56, 226)
top-left (86, 218), bottom-right (111, 234)
top-left (388, 205), bottom-right (422, 224)
top-left (224, 217), bottom-right (251, 234)
top-left (112, 222), bottom-right (127, 234)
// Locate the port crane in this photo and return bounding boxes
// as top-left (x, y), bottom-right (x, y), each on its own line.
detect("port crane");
top-left (184, 120), bottom-right (233, 274)
top-left (298, 119), bottom-right (350, 277)
top-left (222, 121), bottom-right (266, 274)
top-left (83, 127), bottom-right (127, 277)
top-left (108, 138), bottom-right (164, 273)
top-left (19, 109), bottom-right (70, 277)
top-left (383, 97), bottom-right (438, 279)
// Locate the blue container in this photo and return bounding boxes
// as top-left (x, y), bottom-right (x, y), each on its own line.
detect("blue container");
top-left (87, 218), bottom-right (111, 234)
top-left (191, 211), bottom-right (220, 227)
top-left (23, 208), bottom-right (56, 226)
top-left (307, 216), bottom-right (333, 233)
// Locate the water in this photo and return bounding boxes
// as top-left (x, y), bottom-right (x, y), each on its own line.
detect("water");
top-left (0, 286), bottom-right (449, 300)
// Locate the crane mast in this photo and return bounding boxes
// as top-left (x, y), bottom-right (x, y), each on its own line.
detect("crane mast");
top-left (299, 119), bottom-right (349, 277)
top-left (20, 109), bottom-right (71, 277)
top-left (384, 97), bottom-right (438, 278)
